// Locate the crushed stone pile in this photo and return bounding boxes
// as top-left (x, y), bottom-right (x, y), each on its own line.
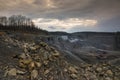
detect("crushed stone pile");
top-left (0, 32), bottom-right (119, 80)
top-left (2, 42), bottom-right (120, 80)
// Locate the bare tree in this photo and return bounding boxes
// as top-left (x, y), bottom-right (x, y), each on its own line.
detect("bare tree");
top-left (0, 15), bottom-right (47, 34)
top-left (0, 16), bottom-right (7, 26)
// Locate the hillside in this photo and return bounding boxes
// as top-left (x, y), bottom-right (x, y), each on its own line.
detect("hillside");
top-left (0, 31), bottom-right (120, 80)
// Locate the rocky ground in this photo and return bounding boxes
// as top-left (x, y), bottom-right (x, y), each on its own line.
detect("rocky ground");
top-left (0, 31), bottom-right (120, 80)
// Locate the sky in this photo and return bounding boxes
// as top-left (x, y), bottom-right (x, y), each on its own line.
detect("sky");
top-left (0, 0), bottom-right (120, 32)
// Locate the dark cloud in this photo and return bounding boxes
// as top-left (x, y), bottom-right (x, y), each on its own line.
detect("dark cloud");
top-left (0, 0), bottom-right (120, 32)
top-left (48, 26), bottom-right (56, 29)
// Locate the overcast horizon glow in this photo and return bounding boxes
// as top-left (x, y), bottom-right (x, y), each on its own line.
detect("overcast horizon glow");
top-left (32, 18), bottom-right (97, 32)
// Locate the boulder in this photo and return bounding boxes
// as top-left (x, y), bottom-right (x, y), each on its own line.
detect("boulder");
top-left (31, 69), bottom-right (38, 80)
top-left (68, 66), bottom-right (78, 74)
top-left (4, 68), bottom-right (17, 77)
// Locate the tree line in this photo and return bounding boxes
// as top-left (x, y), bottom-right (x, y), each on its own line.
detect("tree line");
top-left (0, 15), bottom-right (47, 33)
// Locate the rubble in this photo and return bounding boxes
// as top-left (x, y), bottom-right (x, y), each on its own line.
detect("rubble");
top-left (4, 68), bottom-right (17, 77)
top-left (31, 69), bottom-right (38, 80)
top-left (0, 31), bottom-right (119, 80)
top-left (3, 41), bottom-right (120, 80)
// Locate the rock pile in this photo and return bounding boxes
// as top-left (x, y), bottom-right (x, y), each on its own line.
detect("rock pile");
top-left (4, 42), bottom-right (61, 79)
top-left (3, 42), bottom-right (120, 80)
top-left (0, 32), bottom-right (120, 80)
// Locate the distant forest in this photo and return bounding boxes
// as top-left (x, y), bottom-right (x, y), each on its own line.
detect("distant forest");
top-left (0, 15), bottom-right (47, 33)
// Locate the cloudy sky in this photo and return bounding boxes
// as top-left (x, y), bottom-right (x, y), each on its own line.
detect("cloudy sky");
top-left (0, 0), bottom-right (120, 32)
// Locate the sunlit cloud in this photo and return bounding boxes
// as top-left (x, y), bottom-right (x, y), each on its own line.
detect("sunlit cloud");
top-left (33, 18), bottom-right (97, 31)
top-left (22, 0), bottom-right (34, 4)
top-left (46, 0), bottom-right (57, 8)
